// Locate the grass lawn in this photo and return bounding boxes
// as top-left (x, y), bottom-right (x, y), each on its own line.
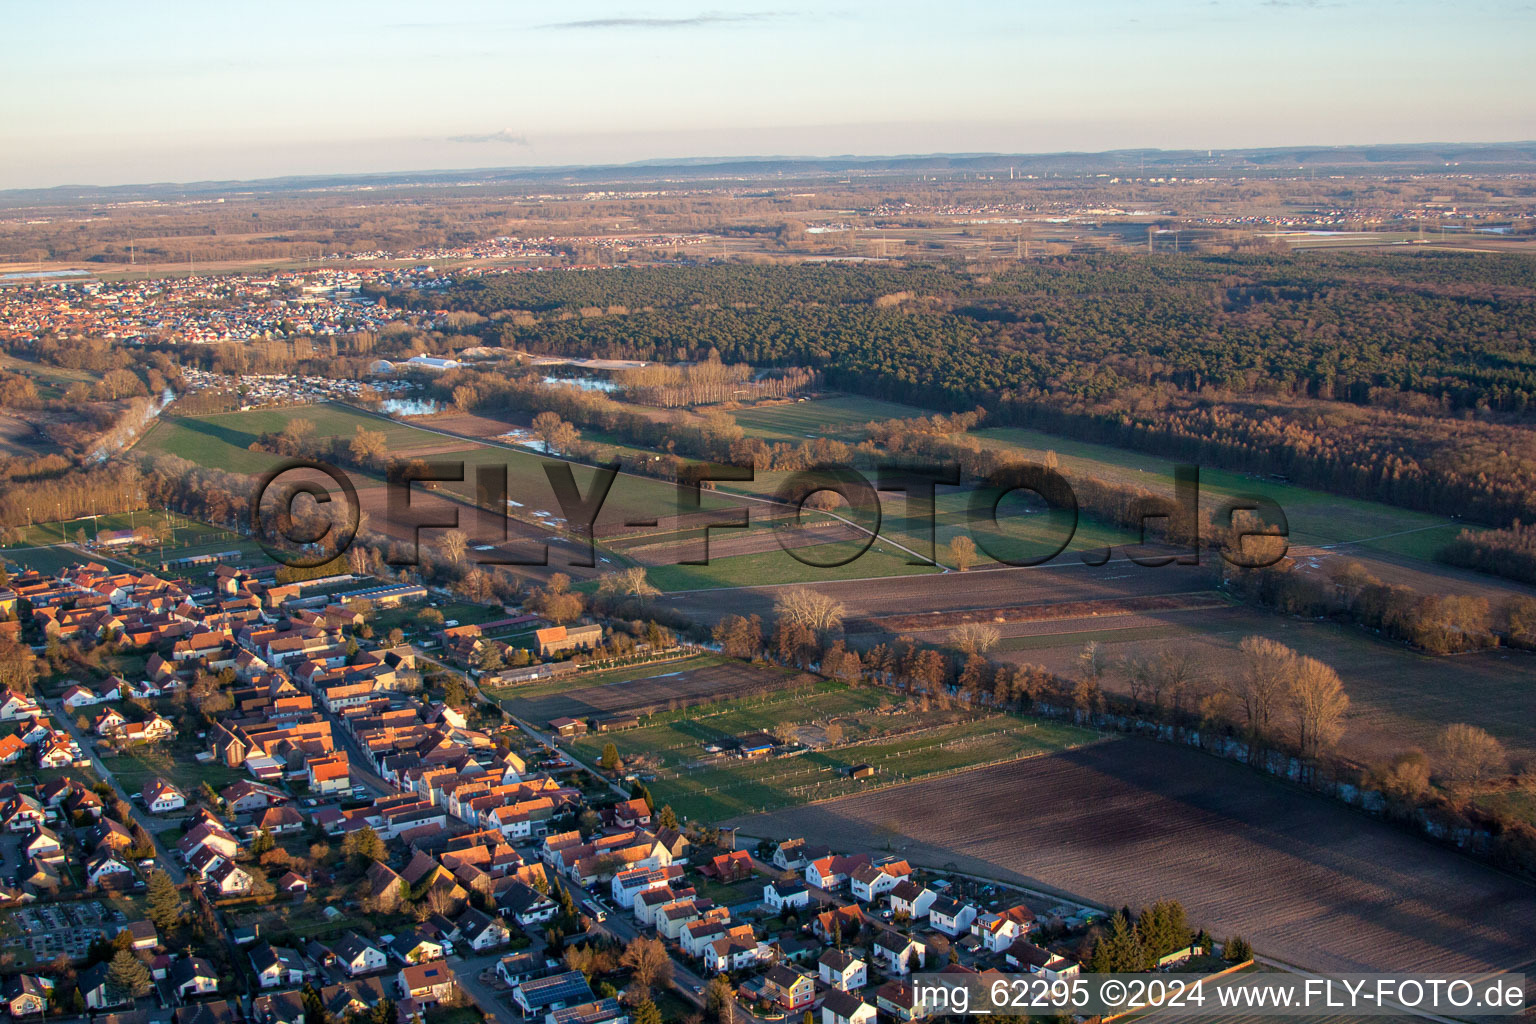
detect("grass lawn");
top-left (136, 402), bottom-right (440, 476)
top-left (103, 742), bottom-right (249, 794)
top-left (970, 425), bottom-right (1466, 563)
top-left (731, 395), bottom-right (932, 442)
top-left (5, 545), bottom-right (84, 575)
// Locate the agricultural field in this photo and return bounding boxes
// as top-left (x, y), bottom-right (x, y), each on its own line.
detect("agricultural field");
top-left (642, 542), bottom-right (942, 592)
top-left (982, 599), bottom-right (1536, 765)
top-left (734, 738), bottom-right (1536, 975)
top-left (730, 395), bottom-right (932, 442)
top-left (662, 555), bottom-right (1536, 770)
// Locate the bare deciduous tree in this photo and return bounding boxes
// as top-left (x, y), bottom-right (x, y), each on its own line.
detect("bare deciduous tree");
top-left (949, 622), bottom-right (1001, 655)
top-left (1233, 635), bottom-right (1293, 740)
top-left (598, 567), bottom-right (660, 598)
top-left (774, 588), bottom-right (845, 639)
top-left (1289, 656), bottom-right (1349, 761)
top-left (1435, 722), bottom-right (1507, 787)
top-left (440, 530), bottom-right (468, 564)
top-left (947, 534), bottom-right (977, 572)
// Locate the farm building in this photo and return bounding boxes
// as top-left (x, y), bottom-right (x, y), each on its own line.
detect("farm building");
top-left (536, 624), bottom-right (603, 657)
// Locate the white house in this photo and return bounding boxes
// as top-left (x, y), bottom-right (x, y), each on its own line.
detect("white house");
top-left (972, 906), bottom-right (1036, 953)
top-left (872, 933), bottom-right (925, 976)
top-left (705, 937), bottom-right (763, 974)
top-left (927, 896), bottom-right (978, 937)
top-left (60, 685), bottom-right (99, 711)
top-left (334, 933), bottom-right (388, 977)
top-left (142, 777), bottom-right (187, 814)
top-left (849, 860), bottom-right (910, 904)
top-left (250, 944), bottom-right (306, 989)
top-left (763, 879), bottom-right (813, 913)
top-left (887, 880), bottom-right (938, 922)
top-left (818, 949), bottom-right (867, 992)
top-left (821, 989), bottom-right (877, 1024)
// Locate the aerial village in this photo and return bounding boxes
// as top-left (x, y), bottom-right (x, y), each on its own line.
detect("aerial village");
top-left (0, 553), bottom-right (1142, 1024)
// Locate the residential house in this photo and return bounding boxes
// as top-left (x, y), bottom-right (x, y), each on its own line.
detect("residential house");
top-left (820, 989), bottom-right (877, 1024)
top-left (818, 949), bottom-right (867, 992)
top-left (78, 962), bottom-right (122, 1010)
top-left (705, 850), bottom-right (752, 882)
top-left (91, 708), bottom-right (127, 736)
top-left (120, 920), bottom-right (159, 952)
top-left (0, 689), bottom-right (41, 720)
top-left (397, 961), bottom-right (455, 1009)
top-left (704, 937), bottom-right (763, 974)
top-left (927, 895), bottom-right (978, 937)
top-left (334, 933), bottom-right (388, 977)
top-left (849, 860), bottom-right (910, 903)
top-left (60, 684), bottom-right (100, 711)
top-left (176, 1000), bottom-right (243, 1024)
top-left (23, 827), bottom-right (63, 862)
top-left (455, 907), bottom-right (510, 951)
top-left (972, 906), bottom-right (1036, 953)
top-left (0, 734), bottom-right (27, 764)
top-left (501, 882), bottom-right (559, 928)
top-left (1005, 941), bottom-right (1080, 981)
top-left (307, 754), bottom-right (351, 794)
top-left (85, 849), bottom-right (133, 888)
top-left (812, 905), bottom-right (862, 943)
top-left (2, 794), bottom-right (44, 832)
top-left (605, 798), bottom-right (650, 829)
top-left (250, 943), bottom-right (306, 989)
top-left (390, 931), bottom-right (446, 966)
top-left (513, 971), bottom-right (593, 1018)
top-left (887, 880), bottom-right (938, 922)
top-left (208, 861), bottom-right (254, 897)
top-left (763, 879), bottom-right (813, 913)
top-left (549, 998), bottom-right (628, 1024)
top-left (872, 932), bottom-right (926, 976)
top-left (171, 957), bottom-right (220, 999)
top-left (3, 975), bottom-right (52, 1017)
top-left (805, 853), bottom-right (870, 891)
top-left (760, 965), bottom-right (815, 1012)
top-left (874, 981), bottom-right (928, 1022)
top-left (142, 777), bottom-right (187, 814)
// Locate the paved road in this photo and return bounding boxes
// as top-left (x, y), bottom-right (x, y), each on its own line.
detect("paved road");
top-left (450, 948), bottom-right (527, 1023)
top-left (47, 698), bottom-right (187, 884)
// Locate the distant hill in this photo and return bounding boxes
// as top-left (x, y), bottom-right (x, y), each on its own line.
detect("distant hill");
top-left (4, 141), bottom-right (1534, 205)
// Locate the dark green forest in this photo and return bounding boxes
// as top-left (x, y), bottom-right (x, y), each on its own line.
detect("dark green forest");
top-left (373, 252), bottom-right (1536, 525)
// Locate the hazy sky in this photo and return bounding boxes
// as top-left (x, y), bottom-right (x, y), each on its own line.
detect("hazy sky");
top-left (3, 0), bottom-right (1534, 189)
